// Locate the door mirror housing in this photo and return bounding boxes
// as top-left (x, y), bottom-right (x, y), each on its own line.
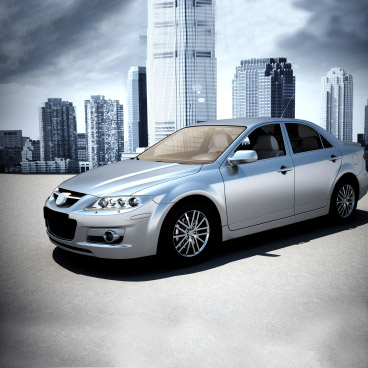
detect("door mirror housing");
top-left (228, 150), bottom-right (258, 166)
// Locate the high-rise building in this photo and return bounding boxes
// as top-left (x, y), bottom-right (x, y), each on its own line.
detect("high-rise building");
top-left (77, 133), bottom-right (88, 161)
top-left (320, 67), bottom-right (353, 142)
top-left (85, 95), bottom-right (124, 168)
top-left (232, 58), bottom-right (295, 119)
top-left (364, 100), bottom-right (368, 144)
top-left (39, 98), bottom-right (78, 161)
top-left (125, 66), bottom-right (148, 152)
top-left (0, 130), bottom-right (23, 148)
top-left (147, 0), bottom-right (217, 145)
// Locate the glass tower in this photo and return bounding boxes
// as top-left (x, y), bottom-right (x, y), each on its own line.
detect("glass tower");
top-left (125, 66), bottom-right (148, 152)
top-left (147, 0), bottom-right (217, 145)
top-left (39, 98), bottom-right (78, 161)
top-left (85, 96), bottom-right (124, 168)
top-left (232, 58), bottom-right (295, 119)
top-left (320, 67), bottom-right (353, 142)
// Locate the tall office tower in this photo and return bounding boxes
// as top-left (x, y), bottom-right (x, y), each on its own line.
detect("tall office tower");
top-left (125, 66), bottom-right (148, 152)
top-left (39, 98), bottom-right (78, 161)
top-left (232, 58), bottom-right (295, 119)
top-left (364, 100), bottom-right (368, 144)
top-left (0, 130), bottom-right (23, 148)
top-left (147, 0), bottom-right (217, 145)
top-left (85, 95), bottom-right (124, 168)
top-left (320, 67), bottom-right (353, 142)
top-left (77, 133), bottom-right (88, 161)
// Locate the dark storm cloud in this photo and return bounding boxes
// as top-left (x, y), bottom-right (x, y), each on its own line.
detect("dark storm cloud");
top-left (281, 0), bottom-right (368, 71)
top-left (0, 0), bottom-right (134, 81)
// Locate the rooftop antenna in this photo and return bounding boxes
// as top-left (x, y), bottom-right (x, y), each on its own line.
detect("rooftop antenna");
top-left (280, 92), bottom-right (295, 119)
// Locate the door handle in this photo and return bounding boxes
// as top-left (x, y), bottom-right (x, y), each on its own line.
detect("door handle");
top-left (277, 166), bottom-right (293, 174)
top-left (329, 155), bottom-right (341, 162)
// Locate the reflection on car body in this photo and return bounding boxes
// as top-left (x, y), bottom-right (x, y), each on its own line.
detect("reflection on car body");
top-left (44, 118), bottom-right (368, 265)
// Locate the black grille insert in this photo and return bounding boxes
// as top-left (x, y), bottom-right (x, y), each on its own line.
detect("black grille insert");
top-left (87, 235), bottom-right (123, 244)
top-left (49, 237), bottom-right (92, 254)
top-left (44, 207), bottom-right (77, 241)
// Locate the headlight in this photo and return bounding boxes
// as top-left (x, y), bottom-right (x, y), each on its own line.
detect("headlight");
top-left (85, 196), bottom-right (152, 211)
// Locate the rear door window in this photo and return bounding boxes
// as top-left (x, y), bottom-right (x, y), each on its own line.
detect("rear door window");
top-left (285, 124), bottom-right (323, 154)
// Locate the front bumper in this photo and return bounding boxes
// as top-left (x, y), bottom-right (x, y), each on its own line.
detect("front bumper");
top-left (44, 194), bottom-right (171, 259)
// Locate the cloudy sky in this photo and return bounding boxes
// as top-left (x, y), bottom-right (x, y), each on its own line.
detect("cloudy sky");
top-left (0, 0), bottom-right (367, 140)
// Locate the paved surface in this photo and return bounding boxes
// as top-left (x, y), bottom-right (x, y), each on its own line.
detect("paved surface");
top-left (0, 174), bottom-right (367, 368)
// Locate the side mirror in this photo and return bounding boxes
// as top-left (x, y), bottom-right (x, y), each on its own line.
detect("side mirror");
top-left (228, 150), bottom-right (258, 166)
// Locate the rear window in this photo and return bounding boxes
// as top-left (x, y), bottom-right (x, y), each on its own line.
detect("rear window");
top-left (320, 134), bottom-right (333, 148)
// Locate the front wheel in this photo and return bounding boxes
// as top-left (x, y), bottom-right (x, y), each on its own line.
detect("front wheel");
top-left (158, 202), bottom-right (218, 265)
top-left (329, 181), bottom-right (357, 222)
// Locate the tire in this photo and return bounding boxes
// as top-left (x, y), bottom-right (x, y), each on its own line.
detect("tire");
top-left (329, 180), bottom-right (358, 222)
top-left (158, 202), bottom-right (219, 266)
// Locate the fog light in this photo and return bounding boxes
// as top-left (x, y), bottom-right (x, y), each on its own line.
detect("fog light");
top-left (103, 230), bottom-right (120, 243)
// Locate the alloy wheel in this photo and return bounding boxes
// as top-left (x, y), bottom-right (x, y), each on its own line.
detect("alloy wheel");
top-left (172, 210), bottom-right (210, 257)
top-left (336, 184), bottom-right (355, 219)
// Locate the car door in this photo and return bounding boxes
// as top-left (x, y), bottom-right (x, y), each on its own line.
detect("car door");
top-left (221, 123), bottom-right (295, 231)
top-left (284, 123), bottom-right (342, 214)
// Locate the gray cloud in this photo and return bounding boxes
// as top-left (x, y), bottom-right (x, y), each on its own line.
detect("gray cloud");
top-left (0, 0), bottom-right (144, 82)
top-left (280, 0), bottom-right (368, 72)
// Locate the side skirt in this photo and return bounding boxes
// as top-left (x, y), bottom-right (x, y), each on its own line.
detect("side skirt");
top-left (222, 207), bottom-right (329, 242)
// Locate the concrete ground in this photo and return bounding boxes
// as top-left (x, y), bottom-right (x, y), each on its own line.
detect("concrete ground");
top-left (0, 174), bottom-right (367, 368)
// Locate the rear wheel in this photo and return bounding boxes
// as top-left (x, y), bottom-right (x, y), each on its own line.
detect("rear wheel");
top-left (329, 181), bottom-right (357, 222)
top-left (158, 202), bottom-right (218, 265)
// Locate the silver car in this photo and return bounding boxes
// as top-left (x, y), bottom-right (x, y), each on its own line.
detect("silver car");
top-left (44, 118), bottom-right (368, 264)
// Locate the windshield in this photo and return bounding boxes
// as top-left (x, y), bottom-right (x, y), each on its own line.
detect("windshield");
top-left (137, 125), bottom-right (246, 164)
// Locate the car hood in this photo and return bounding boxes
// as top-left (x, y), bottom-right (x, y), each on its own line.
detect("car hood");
top-left (59, 160), bottom-right (201, 197)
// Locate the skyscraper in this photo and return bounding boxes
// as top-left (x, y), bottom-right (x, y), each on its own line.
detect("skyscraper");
top-left (147, 0), bottom-right (217, 145)
top-left (85, 95), bottom-right (124, 168)
top-left (232, 58), bottom-right (295, 119)
top-left (125, 66), bottom-right (148, 152)
top-left (364, 100), bottom-right (368, 144)
top-left (320, 67), bottom-right (353, 142)
top-left (39, 98), bottom-right (78, 161)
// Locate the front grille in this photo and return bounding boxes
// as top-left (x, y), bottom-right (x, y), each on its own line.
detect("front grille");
top-left (53, 188), bottom-right (86, 207)
top-left (44, 207), bottom-right (77, 241)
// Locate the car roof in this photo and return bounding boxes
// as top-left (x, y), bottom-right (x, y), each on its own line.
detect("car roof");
top-left (196, 117), bottom-right (343, 146)
top-left (196, 117), bottom-right (315, 129)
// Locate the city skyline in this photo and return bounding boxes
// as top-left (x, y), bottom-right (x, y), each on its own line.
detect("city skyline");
top-left (1, 0), bottom-right (366, 141)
